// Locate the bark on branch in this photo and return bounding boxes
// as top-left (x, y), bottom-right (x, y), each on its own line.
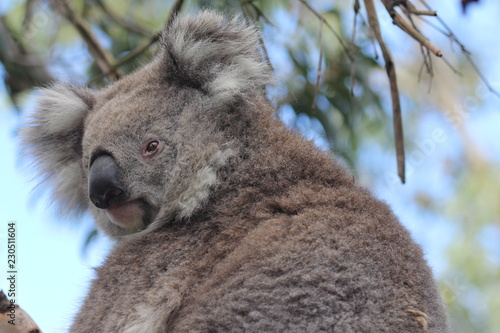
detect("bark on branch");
top-left (364, 0), bottom-right (406, 183)
top-left (381, 0), bottom-right (442, 57)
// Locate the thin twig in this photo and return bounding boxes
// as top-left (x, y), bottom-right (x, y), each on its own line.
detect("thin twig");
top-left (404, 0), bottom-right (436, 16)
top-left (418, 0), bottom-right (500, 97)
top-left (311, 20), bottom-right (324, 112)
top-left (91, 33), bottom-right (161, 83)
top-left (51, 0), bottom-right (119, 80)
top-left (93, 0), bottom-right (152, 37)
top-left (393, 13), bottom-right (442, 56)
top-left (22, 0), bottom-right (37, 36)
top-left (415, 15), bottom-right (448, 35)
top-left (364, 0), bottom-right (405, 183)
top-left (412, 16), bottom-right (463, 76)
top-left (358, 11), bottom-right (379, 59)
top-left (90, 0), bottom-right (185, 82)
top-left (241, 0), bottom-right (275, 27)
top-left (381, 1), bottom-right (442, 57)
top-left (441, 56), bottom-right (463, 77)
top-left (298, 0), bottom-right (353, 61)
top-left (401, 4), bottom-right (434, 79)
top-left (463, 52), bottom-right (500, 98)
top-left (249, 2), bottom-right (275, 27)
top-left (350, 0), bottom-right (360, 96)
top-left (240, 2), bottom-right (274, 73)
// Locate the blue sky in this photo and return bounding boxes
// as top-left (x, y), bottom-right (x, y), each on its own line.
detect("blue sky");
top-left (1, 0), bottom-right (500, 331)
top-left (0, 108), bottom-right (112, 331)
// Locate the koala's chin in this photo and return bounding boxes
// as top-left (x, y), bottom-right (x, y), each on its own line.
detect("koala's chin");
top-left (105, 200), bottom-right (145, 233)
top-left (94, 199), bottom-right (157, 236)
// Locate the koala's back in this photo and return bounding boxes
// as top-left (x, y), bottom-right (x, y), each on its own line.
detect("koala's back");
top-left (171, 193), bottom-right (444, 332)
top-left (72, 128), bottom-right (448, 333)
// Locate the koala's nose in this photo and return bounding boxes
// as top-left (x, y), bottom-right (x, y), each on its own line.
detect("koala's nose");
top-left (88, 154), bottom-right (125, 209)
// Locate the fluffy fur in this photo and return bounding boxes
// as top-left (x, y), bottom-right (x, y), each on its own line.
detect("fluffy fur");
top-left (161, 11), bottom-right (273, 102)
top-left (21, 10), bottom-right (449, 332)
top-left (21, 84), bottom-right (94, 216)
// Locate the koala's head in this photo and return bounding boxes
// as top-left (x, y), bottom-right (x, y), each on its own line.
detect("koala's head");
top-left (21, 11), bottom-right (272, 238)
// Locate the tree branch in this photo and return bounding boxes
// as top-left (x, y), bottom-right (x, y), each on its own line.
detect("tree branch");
top-left (90, 33), bottom-right (161, 83)
top-left (364, 0), bottom-right (406, 183)
top-left (22, 0), bottom-right (37, 36)
top-left (166, 0), bottom-right (185, 27)
top-left (90, 0), bottom-right (185, 82)
top-left (93, 0), bottom-right (151, 37)
top-left (312, 20), bottom-right (324, 112)
top-left (50, 0), bottom-right (119, 80)
top-left (418, 0), bottom-right (500, 98)
top-left (298, 0), bottom-right (353, 61)
top-left (350, 0), bottom-right (361, 96)
top-left (240, 1), bottom-right (274, 73)
top-left (0, 16), bottom-right (53, 104)
top-left (382, 1), bottom-right (442, 57)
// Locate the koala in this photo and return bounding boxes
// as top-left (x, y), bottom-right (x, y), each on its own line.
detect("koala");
top-left (21, 10), bottom-right (449, 333)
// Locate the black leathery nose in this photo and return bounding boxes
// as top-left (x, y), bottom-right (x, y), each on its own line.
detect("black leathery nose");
top-left (88, 154), bottom-right (125, 209)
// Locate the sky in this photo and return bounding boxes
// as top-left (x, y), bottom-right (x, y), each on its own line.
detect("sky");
top-left (0, 109), bottom-right (112, 331)
top-left (1, 0), bottom-right (500, 332)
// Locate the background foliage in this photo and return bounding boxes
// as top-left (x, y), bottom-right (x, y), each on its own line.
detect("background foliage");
top-left (1, 0), bottom-right (499, 332)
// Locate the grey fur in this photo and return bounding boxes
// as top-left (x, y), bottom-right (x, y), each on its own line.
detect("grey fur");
top-left (21, 10), bottom-right (449, 332)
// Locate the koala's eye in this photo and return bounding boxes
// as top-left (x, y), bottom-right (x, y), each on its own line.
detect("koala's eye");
top-left (142, 139), bottom-right (161, 158)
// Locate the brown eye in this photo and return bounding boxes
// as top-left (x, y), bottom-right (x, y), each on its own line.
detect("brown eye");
top-left (142, 139), bottom-right (161, 158)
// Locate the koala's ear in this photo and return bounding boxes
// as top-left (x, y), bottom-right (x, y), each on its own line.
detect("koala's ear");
top-left (21, 84), bottom-right (95, 216)
top-left (160, 10), bottom-right (273, 102)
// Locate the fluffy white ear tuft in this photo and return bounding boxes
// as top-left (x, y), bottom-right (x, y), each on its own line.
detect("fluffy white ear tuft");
top-left (38, 84), bottom-right (92, 134)
top-left (21, 84), bottom-right (95, 216)
top-left (160, 10), bottom-right (273, 102)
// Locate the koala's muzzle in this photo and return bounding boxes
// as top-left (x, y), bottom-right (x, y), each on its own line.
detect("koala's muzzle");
top-left (88, 154), bottom-right (126, 209)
